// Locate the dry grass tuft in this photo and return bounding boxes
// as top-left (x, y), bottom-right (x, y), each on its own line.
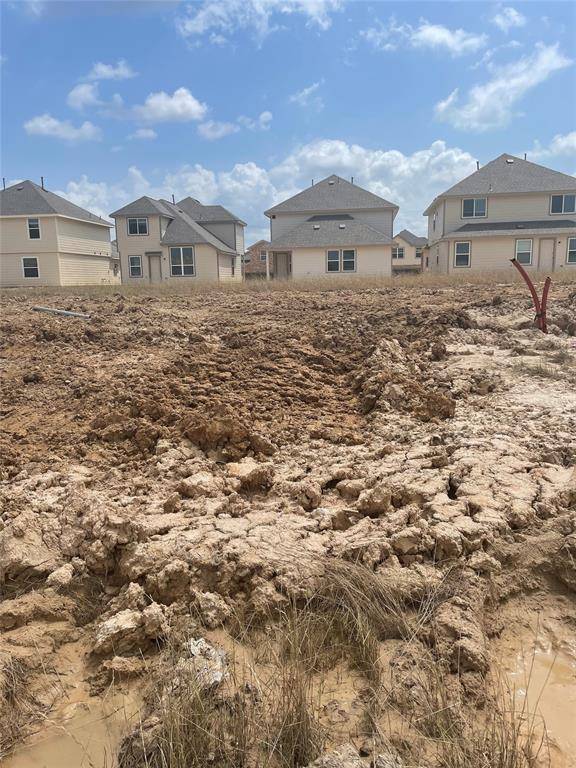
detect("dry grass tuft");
top-left (511, 360), bottom-right (565, 380)
top-left (0, 658), bottom-right (36, 760)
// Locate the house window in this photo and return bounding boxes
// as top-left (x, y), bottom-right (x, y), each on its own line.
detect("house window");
top-left (433, 211), bottom-right (437, 232)
top-left (454, 241), bottom-right (471, 268)
top-left (392, 247), bottom-right (405, 260)
top-left (127, 217), bottom-right (148, 235)
top-left (342, 249), bottom-right (356, 272)
top-left (462, 198), bottom-right (487, 218)
top-left (170, 246), bottom-right (195, 276)
top-left (326, 249), bottom-right (355, 272)
top-left (415, 247), bottom-right (423, 259)
top-left (243, 254), bottom-right (251, 263)
top-left (566, 237), bottom-right (576, 264)
top-left (327, 250), bottom-right (340, 272)
top-left (551, 194), bottom-right (576, 214)
top-left (28, 218), bottom-right (40, 239)
top-left (22, 256), bottom-right (39, 278)
top-left (515, 239), bottom-right (532, 265)
top-left (260, 251), bottom-right (267, 261)
top-left (129, 255), bottom-right (142, 277)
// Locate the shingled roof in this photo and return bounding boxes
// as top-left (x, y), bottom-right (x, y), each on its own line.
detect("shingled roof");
top-left (1, 180), bottom-right (111, 226)
top-left (265, 175), bottom-right (398, 216)
top-left (177, 197), bottom-right (246, 225)
top-left (424, 154), bottom-right (576, 214)
top-left (270, 217), bottom-right (392, 249)
top-left (395, 229), bottom-right (428, 247)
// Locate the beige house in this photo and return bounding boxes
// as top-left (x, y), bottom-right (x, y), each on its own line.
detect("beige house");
top-left (391, 229), bottom-right (427, 274)
top-left (0, 180), bottom-right (117, 287)
top-left (424, 154), bottom-right (576, 274)
top-left (111, 196), bottom-right (245, 284)
top-left (264, 175), bottom-right (397, 279)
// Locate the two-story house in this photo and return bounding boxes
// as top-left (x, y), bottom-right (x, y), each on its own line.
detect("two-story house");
top-left (0, 180), bottom-right (117, 287)
top-left (111, 196), bottom-right (245, 284)
top-left (263, 175), bottom-right (397, 279)
top-left (243, 239), bottom-right (270, 279)
top-left (391, 229), bottom-right (428, 274)
top-left (424, 154), bottom-right (576, 274)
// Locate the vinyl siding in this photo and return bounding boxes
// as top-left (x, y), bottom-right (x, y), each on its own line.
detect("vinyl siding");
top-left (235, 223), bottom-right (245, 254)
top-left (0, 252), bottom-right (61, 287)
top-left (271, 209), bottom-right (394, 240)
top-left (218, 253), bottom-right (242, 282)
top-left (57, 217), bottom-right (111, 256)
top-left (121, 243), bottom-right (221, 284)
top-left (392, 237), bottom-right (424, 270)
top-left (427, 201), bottom-right (446, 243)
top-left (0, 216), bottom-right (59, 253)
top-left (429, 234), bottom-right (576, 274)
top-left (58, 253), bottom-right (119, 285)
top-left (291, 245), bottom-right (392, 279)
top-left (443, 193), bottom-right (569, 235)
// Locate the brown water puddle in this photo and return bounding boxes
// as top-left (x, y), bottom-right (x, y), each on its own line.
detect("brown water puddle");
top-left (3, 686), bottom-right (141, 768)
top-left (504, 631), bottom-right (576, 768)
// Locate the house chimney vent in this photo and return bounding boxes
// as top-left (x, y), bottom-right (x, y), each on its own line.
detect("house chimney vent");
top-left (506, 158), bottom-right (514, 164)
top-left (328, 180), bottom-right (335, 185)
top-left (41, 176), bottom-right (45, 190)
top-left (339, 223), bottom-right (346, 229)
top-left (171, 194), bottom-right (175, 204)
top-left (476, 161), bottom-right (480, 170)
top-left (313, 224), bottom-right (320, 230)
top-left (351, 176), bottom-right (354, 184)
top-left (524, 153), bottom-right (527, 160)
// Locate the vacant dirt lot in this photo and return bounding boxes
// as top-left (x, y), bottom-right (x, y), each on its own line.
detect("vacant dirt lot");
top-left (1, 277), bottom-right (575, 768)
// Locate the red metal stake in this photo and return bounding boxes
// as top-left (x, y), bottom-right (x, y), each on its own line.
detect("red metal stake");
top-left (510, 259), bottom-right (551, 333)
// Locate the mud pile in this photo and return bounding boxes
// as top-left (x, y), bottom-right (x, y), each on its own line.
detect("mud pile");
top-left (1, 281), bottom-right (575, 767)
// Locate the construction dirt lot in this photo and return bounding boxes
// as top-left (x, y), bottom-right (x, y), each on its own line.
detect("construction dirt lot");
top-left (1, 276), bottom-right (575, 768)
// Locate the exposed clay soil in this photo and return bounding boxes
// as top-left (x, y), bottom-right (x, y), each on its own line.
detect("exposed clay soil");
top-left (1, 279), bottom-right (575, 767)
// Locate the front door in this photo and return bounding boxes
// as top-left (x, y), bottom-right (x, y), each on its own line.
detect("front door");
top-left (538, 238), bottom-right (555, 272)
top-left (148, 253), bottom-right (162, 284)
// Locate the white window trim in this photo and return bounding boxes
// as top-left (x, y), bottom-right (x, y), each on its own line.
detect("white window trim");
top-left (515, 238), bottom-right (533, 266)
top-left (567, 237), bottom-right (576, 265)
top-left (550, 194), bottom-right (576, 215)
top-left (127, 217), bottom-right (149, 236)
top-left (22, 256), bottom-right (40, 278)
top-left (27, 218), bottom-right (41, 240)
top-left (392, 246), bottom-right (405, 260)
top-left (461, 198), bottom-right (487, 219)
top-left (453, 241), bottom-right (471, 269)
top-left (260, 251), bottom-right (267, 261)
top-left (325, 248), bottom-right (356, 273)
top-left (170, 246), bottom-right (196, 277)
top-left (415, 247), bottom-right (423, 258)
top-left (128, 255), bottom-right (143, 278)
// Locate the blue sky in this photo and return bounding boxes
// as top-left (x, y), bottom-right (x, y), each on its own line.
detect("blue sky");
top-left (1, 0), bottom-right (575, 241)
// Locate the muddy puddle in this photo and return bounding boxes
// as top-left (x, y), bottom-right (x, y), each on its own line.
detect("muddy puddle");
top-left (3, 687), bottom-right (141, 768)
top-left (504, 631), bottom-right (576, 768)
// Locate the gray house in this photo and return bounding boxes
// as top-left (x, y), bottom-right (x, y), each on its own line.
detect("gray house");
top-left (391, 229), bottom-right (428, 273)
top-left (111, 196), bottom-right (245, 284)
top-left (263, 175), bottom-right (397, 279)
top-left (424, 154), bottom-right (576, 274)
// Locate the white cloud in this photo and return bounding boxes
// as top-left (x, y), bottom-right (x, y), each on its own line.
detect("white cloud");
top-left (529, 131), bottom-right (576, 161)
top-left (289, 81), bottom-right (324, 110)
top-left (56, 139), bottom-right (478, 240)
top-left (197, 120), bottom-right (240, 140)
top-left (67, 83), bottom-right (101, 111)
top-left (134, 87), bottom-right (208, 123)
top-left (24, 113), bottom-right (102, 142)
top-left (176, 0), bottom-right (342, 44)
top-left (85, 60), bottom-right (137, 81)
top-left (237, 110), bottom-right (273, 131)
top-left (22, 0), bottom-right (44, 18)
top-left (129, 128), bottom-right (158, 141)
top-left (492, 7), bottom-right (527, 33)
top-left (361, 18), bottom-right (487, 56)
top-left (435, 43), bottom-right (572, 131)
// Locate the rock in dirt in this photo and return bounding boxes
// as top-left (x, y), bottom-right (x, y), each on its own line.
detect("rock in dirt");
top-left (306, 744), bottom-right (364, 767)
top-left (182, 637), bottom-right (227, 689)
top-left (357, 483), bottom-right (393, 517)
top-left (227, 457), bottom-right (275, 491)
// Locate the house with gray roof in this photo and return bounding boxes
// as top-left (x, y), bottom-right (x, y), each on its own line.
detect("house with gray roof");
top-left (424, 154), bottom-right (576, 274)
top-left (0, 180), bottom-right (117, 287)
top-left (110, 195), bottom-right (245, 284)
top-left (262, 175), bottom-right (398, 279)
top-left (391, 229), bottom-right (428, 274)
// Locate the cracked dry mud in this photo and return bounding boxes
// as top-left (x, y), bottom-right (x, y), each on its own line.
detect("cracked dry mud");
top-left (1, 280), bottom-right (575, 768)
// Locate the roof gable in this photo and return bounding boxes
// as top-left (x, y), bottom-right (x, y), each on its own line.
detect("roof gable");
top-left (270, 216), bottom-right (393, 248)
top-left (395, 229), bottom-right (427, 247)
top-left (1, 180), bottom-right (111, 226)
top-left (425, 154), bottom-right (576, 213)
top-left (265, 175), bottom-right (398, 216)
top-left (110, 196), bottom-right (174, 218)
